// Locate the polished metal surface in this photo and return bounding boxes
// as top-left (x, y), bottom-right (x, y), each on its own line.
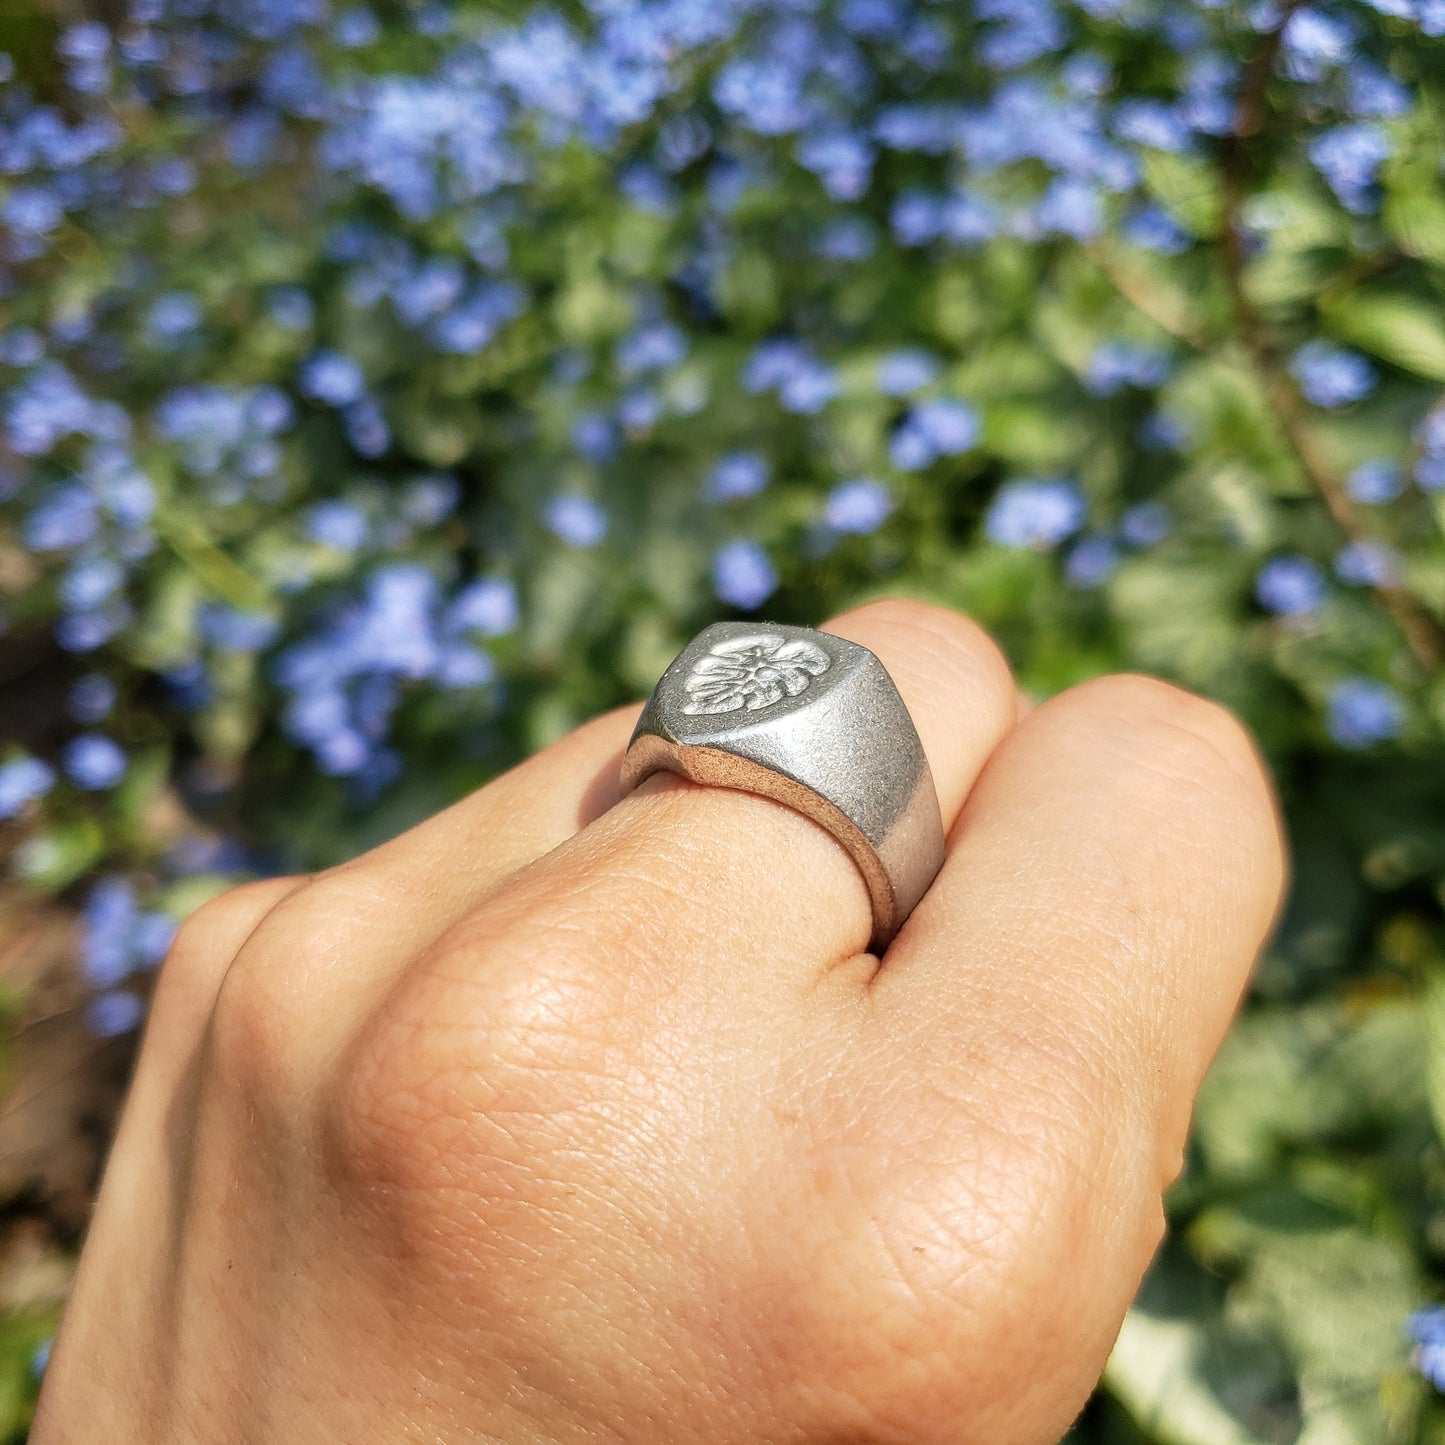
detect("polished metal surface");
top-left (619, 621), bottom-right (946, 952)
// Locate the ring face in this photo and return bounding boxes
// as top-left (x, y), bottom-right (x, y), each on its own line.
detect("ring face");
top-left (620, 621), bottom-right (946, 952)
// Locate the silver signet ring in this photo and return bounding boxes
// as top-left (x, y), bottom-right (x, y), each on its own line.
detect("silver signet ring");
top-left (619, 621), bottom-right (947, 952)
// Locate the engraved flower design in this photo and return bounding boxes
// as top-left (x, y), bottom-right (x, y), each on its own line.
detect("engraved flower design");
top-left (681, 633), bottom-right (831, 715)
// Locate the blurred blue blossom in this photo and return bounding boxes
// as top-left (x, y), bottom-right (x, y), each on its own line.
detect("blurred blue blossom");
top-left (0, 757), bottom-right (56, 819)
top-left (1410, 1308), bottom-right (1445, 1392)
top-left (707, 452), bottom-right (770, 503)
top-left (1085, 341), bottom-right (1171, 396)
top-left (890, 399), bottom-right (979, 470)
top-left (1289, 341), bottom-right (1376, 407)
top-left (743, 340), bottom-right (838, 415)
top-left (1120, 502), bottom-right (1171, 547)
top-left (823, 479), bottom-right (892, 534)
top-left (63, 734), bottom-right (128, 790)
top-left (1309, 123), bottom-right (1391, 213)
top-left (1346, 459), bottom-right (1403, 504)
top-left (545, 496), bottom-right (607, 548)
top-left (985, 480), bottom-right (1086, 550)
top-left (1335, 539), bottom-right (1400, 587)
top-left (1256, 555), bottom-right (1327, 615)
top-left (300, 350), bottom-right (367, 407)
top-left (876, 350), bottom-right (939, 397)
top-left (306, 500), bottom-right (370, 551)
top-left (86, 989), bottom-right (145, 1038)
top-left (448, 578), bottom-right (519, 637)
top-left (712, 539), bottom-right (778, 610)
top-left (1327, 677), bottom-right (1403, 748)
top-left (146, 292), bottom-right (202, 344)
top-left (1066, 534), bottom-right (1121, 587)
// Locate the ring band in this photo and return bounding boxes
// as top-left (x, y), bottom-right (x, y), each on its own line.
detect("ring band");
top-left (619, 621), bottom-right (946, 951)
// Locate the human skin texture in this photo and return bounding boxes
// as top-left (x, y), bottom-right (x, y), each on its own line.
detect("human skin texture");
top-left (32, 599), bottom-right (1286, 1444)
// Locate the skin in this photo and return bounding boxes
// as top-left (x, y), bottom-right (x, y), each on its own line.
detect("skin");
top-left (32, 599), bottom-right (1286, 1444)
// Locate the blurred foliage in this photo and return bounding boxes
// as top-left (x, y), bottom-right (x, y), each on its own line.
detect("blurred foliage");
top-left (1, 0), bottom-right (1445, 1438)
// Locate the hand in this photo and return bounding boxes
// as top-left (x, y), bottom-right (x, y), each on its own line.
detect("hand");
top-left (32, 600), bottom-right (1285, 1444)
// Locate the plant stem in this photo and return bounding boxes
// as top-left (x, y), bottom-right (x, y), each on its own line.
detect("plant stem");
top-left (1220, 4), bottom-right (1445, 672)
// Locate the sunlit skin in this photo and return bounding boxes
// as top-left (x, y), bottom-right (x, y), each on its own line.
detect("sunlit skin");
top-left (33, 599), bottom-right (1285, 1444)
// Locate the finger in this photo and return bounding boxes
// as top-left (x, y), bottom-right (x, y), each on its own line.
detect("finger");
top-left (841, 675), bottom-right (1284, 1440)
top-left (431, 599), bottom-right (1020, 1007)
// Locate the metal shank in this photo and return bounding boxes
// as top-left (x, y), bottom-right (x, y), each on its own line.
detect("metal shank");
top-left (619, 622), bottom-right (946, 952)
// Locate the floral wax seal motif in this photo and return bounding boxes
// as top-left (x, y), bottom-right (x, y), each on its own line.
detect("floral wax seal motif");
top-left (680, 632), bottom-right (832, 715)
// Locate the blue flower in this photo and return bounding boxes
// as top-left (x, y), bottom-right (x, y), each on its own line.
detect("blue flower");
top-left (618, 390), bottom-right (659, 430)
top-left (706, 452), bottom-right (770, 503)
top-left (1113, 99), bottom-right (1191, 153)
top-left (813, 218), bottom-right (876, 264)
top-left (1065, 534), bottom-right (1120, 587)
top-left (891, 192), bottom-right (944, 246)
top-left (545, 495), bottom-right (607, 547)
top-left (890, 399), bottom-right (980, 469)
top-left (1410, 1308), bottom-right (1445, 1391)
top-left (572, 411), bottom-right (619, 463)
top-left (616, 322), bottom-right (687, 377)
top-left (876, 350), bottom-right (939, 397)
top-left (24, 483), bottom-right (99, 551)
top-left (306, 500), bottom-right (370, 551)
top-left (1033, 176), bottom-right (1104, 241)
top-left (1346, 63), bottom-right (1410, 119)
top-left (146, 292), bottom-right (201, 343)
top-left (1120, 501), bottom-right (1171, 547)
top-left (86, 989), bottom-right (144, 1038)
top-left (1256, 555), bottom-right (1327, 615)
top-left (1327, 677), bottom-right (1402, 748)
top-left (712, 539), bottom-right (778, 610)
top-left (1281, 8), bottom-right (1354, 80)
top-left (435, 644), bottom-right (496, 690)
top-left (796, 130), bottom-right (874, 201)
top-left (1289, 341), bottom-right (1376, 407)
top-left (447, 578), bottom-right (518, 636)
top-left (1085, 340), bottom-right (1171, 396)
top-left (267, 287), bottom-right (315, 330)
top-left (344, 398), bottom-right (390, 456)
top-left (824, 479), bottom-right (892, 534)
top-left (59, 554), bottom-right (124, 612)
top-left (744, 340), bottom-right (839, 415)
top-left (1345, 459), bottom-right (1402, 504)
top-left (1309, 124), bottom-right (1391, 214)
top-left (713, 58), bottom-right (809, 136)
top-left (985, 480), bottom-right (1087, 550)
top-left (80, 877), bottom-right (139, 987)
top-left (63, 733), bottom-right (128, 789)
top-left (1334, 539), bottom-right (1400, 587)
top-left (202, 606), bottom-right (281, 653)
top-left (401, 474), bottom-right (459, 526)
top-left (300, 349), bottom-right (367, 407)
top-left (334, 8), bottom-right (381, 47)
top-left (7, 364), bottom-right (112, 457)
top-left (1123, 204), bottom-right (1191, 255)
top-left (0, 756), bottom-right (56, 819)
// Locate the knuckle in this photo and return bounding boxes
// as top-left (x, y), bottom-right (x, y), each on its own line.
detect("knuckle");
top-left (150, 876), bottom-right (301, 1018)
top-left (323, 907), bottom-right (622, 1204)
top-left (787, 1088), bottom-right (1160, 1439)
top-left (203, 942), bottom-right (310, 1120)
top-left (1075, 674), bottom-right (1278, 824)
top-left (201, 868), bottom-right (388, 1116)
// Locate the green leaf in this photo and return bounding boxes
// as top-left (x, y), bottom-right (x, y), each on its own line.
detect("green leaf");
top-left (1324, 291), bottom-right (1445, 383)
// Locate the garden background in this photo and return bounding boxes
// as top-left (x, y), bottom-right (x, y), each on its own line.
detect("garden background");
top-left (3, 0), bottom-right (1445, 1439)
